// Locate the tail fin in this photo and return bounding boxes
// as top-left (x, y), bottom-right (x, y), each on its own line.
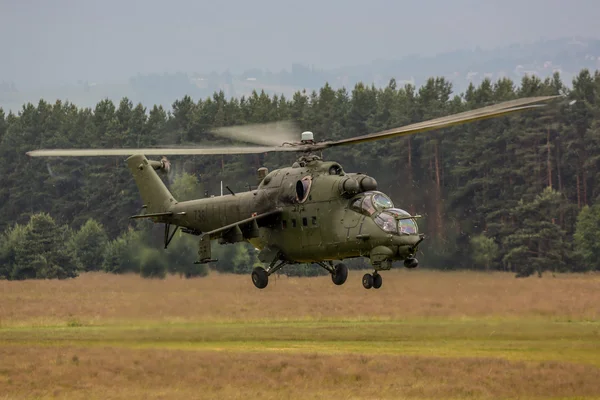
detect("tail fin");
top-left (126, 154), bottom-right (177, 213)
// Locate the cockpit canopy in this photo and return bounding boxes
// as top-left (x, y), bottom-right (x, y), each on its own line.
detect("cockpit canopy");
top-left (350, 191), bottom-right (394, 215)
top-left (349, 191), bottom-right (418, 235)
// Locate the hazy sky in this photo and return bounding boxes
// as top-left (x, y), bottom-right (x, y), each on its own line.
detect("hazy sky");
top-left (1, 0), bottom-right (599, 88)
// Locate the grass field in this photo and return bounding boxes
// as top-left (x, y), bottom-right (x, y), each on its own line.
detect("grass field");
top-left (1, 269), bottom-right (599, 399)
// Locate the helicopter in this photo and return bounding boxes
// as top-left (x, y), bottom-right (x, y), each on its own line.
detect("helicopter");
top-left (27, 95), bottom-right (559, 289)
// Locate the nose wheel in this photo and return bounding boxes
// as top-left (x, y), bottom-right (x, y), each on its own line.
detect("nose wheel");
top-left (362, 272), bottom-right (382, 289)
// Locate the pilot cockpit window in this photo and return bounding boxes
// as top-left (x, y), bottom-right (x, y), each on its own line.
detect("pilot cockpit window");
top-left (349, 193), bottom-right (376, 216)
top-left (350, 197), bottom-right (363, 213)
top-left (372, 193), bottom-right (394, 210)
top-left (362, 195), bottom-right (376, 215)
top-left (349, 191), bottom-right (394, 216)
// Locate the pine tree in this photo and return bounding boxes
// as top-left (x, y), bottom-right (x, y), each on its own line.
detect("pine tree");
top-left (502, 188), bottom-right (571, 277)
top-left (573, 204), bottom-right (600, 271)
top-left (68, 219), bottom-right (109, 271)
top-left (12, 213), bottom-right (78, 279)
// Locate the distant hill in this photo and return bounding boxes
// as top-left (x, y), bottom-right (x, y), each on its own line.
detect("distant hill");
top-left (2, 37), bottom-right (599, 113)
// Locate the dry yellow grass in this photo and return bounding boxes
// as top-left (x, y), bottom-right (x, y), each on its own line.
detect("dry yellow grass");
top-left (0, 269), bottom-right (598, 326)
top-left (2, 346), bottom-right (600, 400)
top-left (1, 270), bottom-right (599, 399)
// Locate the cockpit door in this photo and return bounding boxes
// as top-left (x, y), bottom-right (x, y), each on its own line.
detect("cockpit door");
top-left (343, 196), bottom-right (369, 229)
top-left (342, 208), bottom-right (361, 228)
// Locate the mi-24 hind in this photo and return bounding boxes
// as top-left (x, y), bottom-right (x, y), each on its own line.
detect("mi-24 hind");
top-left (27, 95), bottom-right (560, 289)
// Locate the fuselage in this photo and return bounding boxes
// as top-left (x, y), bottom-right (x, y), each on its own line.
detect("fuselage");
top-left (162, 157), bottom-right (422, 264)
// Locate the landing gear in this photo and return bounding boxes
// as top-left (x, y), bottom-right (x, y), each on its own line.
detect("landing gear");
top-left (331, 263), bottom-right (348, 285)
top-left (251, 259), bottom-right (350, 289)
top-left (362, 272), bottom-right (382, 289)
top-left (372, 272), bottom-right (382, 289)
top-left (362, 273), bottom-right (373, 289)
top-left (251, 259), bottom-right (288, 289)
top-left (315, 261), bottom-right (348, 286)
top-left (251, 267), bottom-right (269, 289)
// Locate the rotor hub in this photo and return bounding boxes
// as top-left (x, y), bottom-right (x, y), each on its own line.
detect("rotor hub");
top-left (301, 131), bottom-right (314, 143)
top-left (294, 153), bottom-right (322, 167)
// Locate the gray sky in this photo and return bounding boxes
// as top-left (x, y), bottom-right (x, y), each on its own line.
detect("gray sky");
top-left (1, 0), bottom-right (599, 88)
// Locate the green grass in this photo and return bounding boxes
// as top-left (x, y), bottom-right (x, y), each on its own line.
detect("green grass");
top-left (3, 318), bottom-right (599, 367)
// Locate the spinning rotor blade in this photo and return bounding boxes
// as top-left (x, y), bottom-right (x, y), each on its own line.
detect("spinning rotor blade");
top-left (26, 145), bottom-right (297, 157)
top-left (27, 121), bottom-right (303, 157)
top-left (312, 95), bottom-right (561, 150)
top-left (26, 95), bottom-right (560, 158)
top-left (210, 120), bottom-right (300, 146)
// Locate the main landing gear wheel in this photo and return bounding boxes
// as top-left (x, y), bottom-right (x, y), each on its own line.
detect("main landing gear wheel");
top-left (331, 263), bottom-right (348, 285)
top-left (251, 267), bottom-right (269, 289)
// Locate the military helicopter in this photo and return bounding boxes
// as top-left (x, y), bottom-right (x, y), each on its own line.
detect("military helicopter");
top-left (27, 95), bottom-right (559, 289)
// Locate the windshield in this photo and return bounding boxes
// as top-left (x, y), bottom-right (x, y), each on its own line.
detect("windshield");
top-left (349, 193), bottom-right (416, 234)
top-left (374, 212), bottom-right (397, 233)
top-left (372, 193), bottom-right (394, 210)
top-left (398, 218), bottom-right (418, 234)
top-left (349, 191), bottom-right (394, 216)
top-left (373, 208), bottom-right (419, 235)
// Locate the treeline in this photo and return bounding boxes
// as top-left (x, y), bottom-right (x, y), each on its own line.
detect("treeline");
top-left (0, 172), bottom-right (275, 280)
top-left (1, 69), bottom-right (600, 279)
top-left (0, 210), bottom-right (210, 280)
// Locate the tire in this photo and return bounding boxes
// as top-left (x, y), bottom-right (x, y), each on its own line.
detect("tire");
top-left (372, 273), bottom-right (382, 289)
top-left (331, 263), bottom-right (348, 285)
top-left (362, 273), bottom-right (373, 289)
top-left (251, 267), bottom-right (269, 289)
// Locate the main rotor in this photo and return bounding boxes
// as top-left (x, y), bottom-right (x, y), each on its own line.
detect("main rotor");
top-left (26, 96), bottom-right (561, 159)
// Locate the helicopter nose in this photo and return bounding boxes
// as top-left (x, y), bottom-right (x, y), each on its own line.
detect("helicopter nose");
top-left (391, 233), bottom-right (424, 259)
top-left (392, 233), bottom-right (423, 247)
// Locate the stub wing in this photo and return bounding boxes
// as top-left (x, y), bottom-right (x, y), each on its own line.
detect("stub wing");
top-left (203, 209), bottom-right (282, 242)
top-left (194, 209), bottom-right (282, 264)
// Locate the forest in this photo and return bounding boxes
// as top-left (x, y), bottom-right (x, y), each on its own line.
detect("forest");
top-left (1, 69), bottom-right (600, 280)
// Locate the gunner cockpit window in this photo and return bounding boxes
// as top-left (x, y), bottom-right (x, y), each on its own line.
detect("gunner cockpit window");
top-left (374, 212), bottom-right (397, 234)
top-left (398, 218), bottom-right (418, 234)
top-left (386, 208), bottom-right (419, 235)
